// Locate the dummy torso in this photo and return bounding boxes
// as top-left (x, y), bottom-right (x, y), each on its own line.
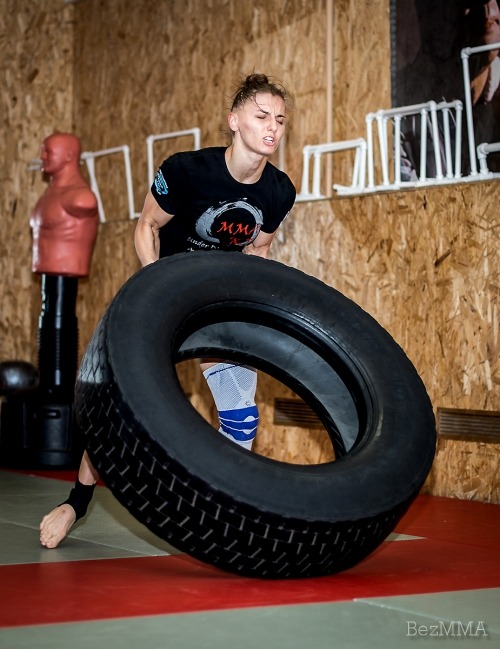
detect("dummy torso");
top-left (30, 133), bottom-right (98, 278)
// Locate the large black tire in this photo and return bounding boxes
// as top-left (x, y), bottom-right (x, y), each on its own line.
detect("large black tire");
top-left (75, 252), bottom-right (436, 579)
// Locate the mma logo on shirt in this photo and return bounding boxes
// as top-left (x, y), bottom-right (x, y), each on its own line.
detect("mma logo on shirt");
top-left (195, 200), bottom-right (264, 247)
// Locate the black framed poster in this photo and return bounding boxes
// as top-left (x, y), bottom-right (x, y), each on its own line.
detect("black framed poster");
top-left (391, 0), bottom-right (500, 176)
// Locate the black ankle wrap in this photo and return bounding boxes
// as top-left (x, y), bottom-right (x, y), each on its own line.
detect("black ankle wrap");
top-left (59, 479), bottom-right (96, 521)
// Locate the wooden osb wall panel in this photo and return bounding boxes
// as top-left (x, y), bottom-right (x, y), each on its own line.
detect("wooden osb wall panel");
top-left (328, 0), bottom-right (391, 188)
top-left (428, 443), bottom-right (500, 504)
top-left (0, 0), bottom-right (75, 363)
top-left (425, 439), bottom-right (500, 504)
top-left (76, 221), bottom-right (140, 354)
top-left (426, 438), bottom-right (500, 503)
top-left (333, 0), bottom-right (391, 137)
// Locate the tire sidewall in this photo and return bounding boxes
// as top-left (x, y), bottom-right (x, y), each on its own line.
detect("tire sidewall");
top-left (99, 252), bottom-right (435, 523)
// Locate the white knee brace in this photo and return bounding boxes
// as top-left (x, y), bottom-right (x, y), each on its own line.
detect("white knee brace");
top-left (203, 363), bottom-right (259, 450)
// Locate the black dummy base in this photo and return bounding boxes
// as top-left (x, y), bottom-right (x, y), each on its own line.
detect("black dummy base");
top-left (0, 275), bottom-right (82, 468)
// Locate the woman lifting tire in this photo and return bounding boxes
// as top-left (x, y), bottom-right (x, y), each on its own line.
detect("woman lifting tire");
top-left (74, 251), bottom-right (436, 579)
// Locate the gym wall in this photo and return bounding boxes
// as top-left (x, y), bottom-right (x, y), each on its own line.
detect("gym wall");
top-left (1, 0), bottom-right (498, 502)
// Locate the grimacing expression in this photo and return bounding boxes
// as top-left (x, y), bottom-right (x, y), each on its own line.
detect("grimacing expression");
top-left (230, 92), bottom-right (287, 157)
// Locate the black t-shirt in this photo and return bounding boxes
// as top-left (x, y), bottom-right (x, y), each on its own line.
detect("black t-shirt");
top-left (150, 147), bottom-right (296, 257)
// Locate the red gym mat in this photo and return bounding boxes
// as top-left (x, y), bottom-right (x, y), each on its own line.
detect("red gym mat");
top-left (1, 495), bottom-right (499, 627)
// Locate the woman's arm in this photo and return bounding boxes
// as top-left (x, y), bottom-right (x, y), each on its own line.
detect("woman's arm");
top-left (244, 229), bottom-right (275, 259)
top-left (134, 190), bottom-right (174, 266)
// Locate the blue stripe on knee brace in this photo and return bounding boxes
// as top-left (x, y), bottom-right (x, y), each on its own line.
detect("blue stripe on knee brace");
top-left (218, 404), bottom-right (259, 443)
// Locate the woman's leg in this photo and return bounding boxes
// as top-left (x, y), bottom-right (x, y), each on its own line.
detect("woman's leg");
top-left (39, 450), bottom-right (99, 548)
top-left (201, 361), bottom-right (259, 451)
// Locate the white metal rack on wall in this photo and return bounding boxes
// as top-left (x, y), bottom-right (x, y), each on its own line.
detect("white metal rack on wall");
top-left (81, 146), bottom-right (135, 223)
top-left (296, 41), bottom-right (500, 201)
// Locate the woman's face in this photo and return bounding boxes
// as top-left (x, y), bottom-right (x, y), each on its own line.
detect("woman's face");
top-left (229, 91), bottom-right (287, 157)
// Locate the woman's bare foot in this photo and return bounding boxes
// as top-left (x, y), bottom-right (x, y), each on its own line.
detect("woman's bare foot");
top-left (39, 504), bottom-right (77, 548)
top-left (39, 451), bottom-right (99, 548)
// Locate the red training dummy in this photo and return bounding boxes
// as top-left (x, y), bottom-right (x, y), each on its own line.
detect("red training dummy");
top-left (30, 132), bottom-right (98, 278)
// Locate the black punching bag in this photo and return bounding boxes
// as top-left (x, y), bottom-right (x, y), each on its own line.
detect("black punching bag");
top-left (38, 275), bottom-right (79, 401)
